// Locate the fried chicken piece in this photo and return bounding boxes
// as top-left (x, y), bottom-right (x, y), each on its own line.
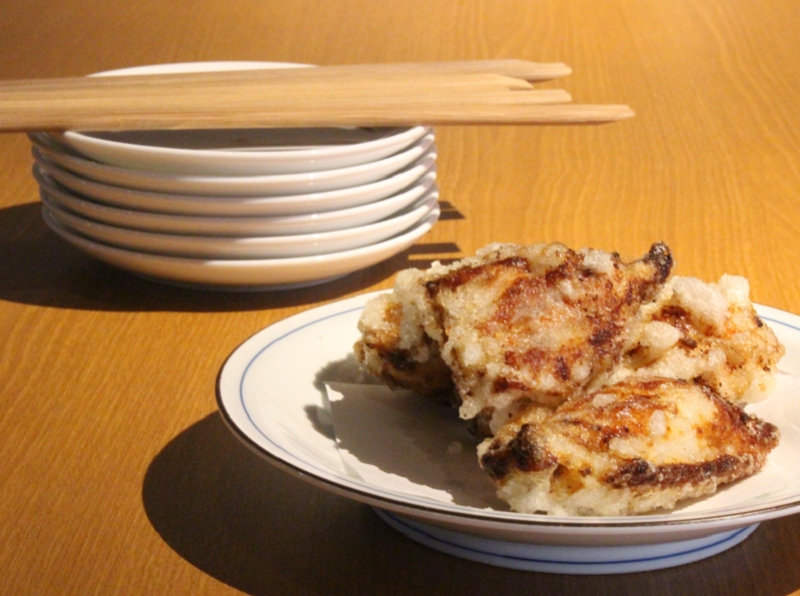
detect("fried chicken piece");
top-left (354, 291), bottom-right (454, 399)
top-left (355, 242), bottom-right (673, 424)
top-left (594, 274), bottom-right (785, 405)
top-left (477, 377), bottom-right (780, 516)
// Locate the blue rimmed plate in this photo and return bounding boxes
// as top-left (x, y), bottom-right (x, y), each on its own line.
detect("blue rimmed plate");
top-left (216, 292), bottom-right (800, 573)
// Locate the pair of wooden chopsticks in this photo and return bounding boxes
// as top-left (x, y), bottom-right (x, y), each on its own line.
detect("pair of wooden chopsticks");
top-left (0, 60), bottom-right (634, 132)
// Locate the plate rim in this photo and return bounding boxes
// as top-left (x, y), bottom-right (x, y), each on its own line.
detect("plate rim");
top-left (42, 209), bottom-right (438, 288)
top-left (30, 132), bottom-right (435, 196)
top-left (31, 153), bottom-right (437, 217)
top-left (35, 162), bottom-right (437, 236)
top-left (42, 191), bottom-right (438, 259)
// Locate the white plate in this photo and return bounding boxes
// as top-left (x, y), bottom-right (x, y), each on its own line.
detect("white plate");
top-left (57, 126), bottom-right (431, 176)
top-left (38, 168), bottom-right (436, 237)
top-left (52, 61), bottom-right (429, 176)
top-left (32, 152), bottom-right (436, 216)
top-left (216, 292), bottom-right (800, 573)
top-left (43, 190), bottom-right (438, 259)
top-left (41, 207), bottom-right (439, 290)
top-left (30, 133), bottom-right (435, 197)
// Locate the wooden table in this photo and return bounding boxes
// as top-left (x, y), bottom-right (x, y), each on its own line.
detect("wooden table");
top-left (2, 0), bottom-right (800, 594)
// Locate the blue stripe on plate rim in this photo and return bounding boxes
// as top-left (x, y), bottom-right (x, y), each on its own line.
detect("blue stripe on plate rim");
top-left (373, 507), bottom-right (757, 569)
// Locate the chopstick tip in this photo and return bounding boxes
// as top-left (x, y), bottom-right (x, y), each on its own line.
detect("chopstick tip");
top-left (554, 62), bottom-right (572, 77)
top-left (618, 105), bottom-right (635, 120)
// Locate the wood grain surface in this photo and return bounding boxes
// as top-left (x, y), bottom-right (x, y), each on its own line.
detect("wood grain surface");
top-left (2, 0), bottom-right (800, 594)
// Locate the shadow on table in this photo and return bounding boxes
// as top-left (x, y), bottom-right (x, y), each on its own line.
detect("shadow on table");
top-left (141, 413), bottom-right (800, 596)
top-left (0, 201), bottom-right (461, 312)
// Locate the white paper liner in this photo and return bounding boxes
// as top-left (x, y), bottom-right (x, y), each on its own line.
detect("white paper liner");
top-left (324, 382), bottom-right (505, 509)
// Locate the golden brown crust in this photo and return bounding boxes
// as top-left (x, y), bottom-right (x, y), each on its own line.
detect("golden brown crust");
top-left (424, 242), bottom-right (674, 418)
top-left (598, 274), bottom-right (786, 405)
top-left (478, 378), bottom-right (779, 515)
top-left (354, 295), bottom-right (454, 398)
top-left (355, 242), bottom-right (675, 417)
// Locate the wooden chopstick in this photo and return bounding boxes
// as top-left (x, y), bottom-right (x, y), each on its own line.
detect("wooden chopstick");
top-left (0, 60), bottom-right (632, 132)
top-left (9, 100), bottom-right (632, 131)
top-left (0, 60), bottom-right (572, 94)
top-left (0, 73), bottom-right (540, 102)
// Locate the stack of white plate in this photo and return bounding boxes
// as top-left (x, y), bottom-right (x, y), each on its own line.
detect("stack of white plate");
top-left (31, 62), bottom-right (440, 290)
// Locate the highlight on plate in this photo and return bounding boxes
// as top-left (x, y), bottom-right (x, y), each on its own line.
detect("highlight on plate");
top-left (354, 241), bottom-right (785, 516)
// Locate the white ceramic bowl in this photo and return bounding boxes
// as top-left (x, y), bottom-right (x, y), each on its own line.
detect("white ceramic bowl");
top-left (31, 132), bottom-right (435, 197)
top-left (39, 171), bottom-right (437, 236)
top-left (51, 61), bottom-right (429, 176)
top-left (43, 189), bottom-right (439, 259)
top-left (32, 150), bottom-right (436, 217)
top-left (42, 203), bottom-right (440, 290)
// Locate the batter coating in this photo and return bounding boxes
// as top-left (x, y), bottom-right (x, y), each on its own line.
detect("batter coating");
top-left (356, 242), bottom-right (673, 424)
top-left (478, 377), bottom-right (779, 516)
